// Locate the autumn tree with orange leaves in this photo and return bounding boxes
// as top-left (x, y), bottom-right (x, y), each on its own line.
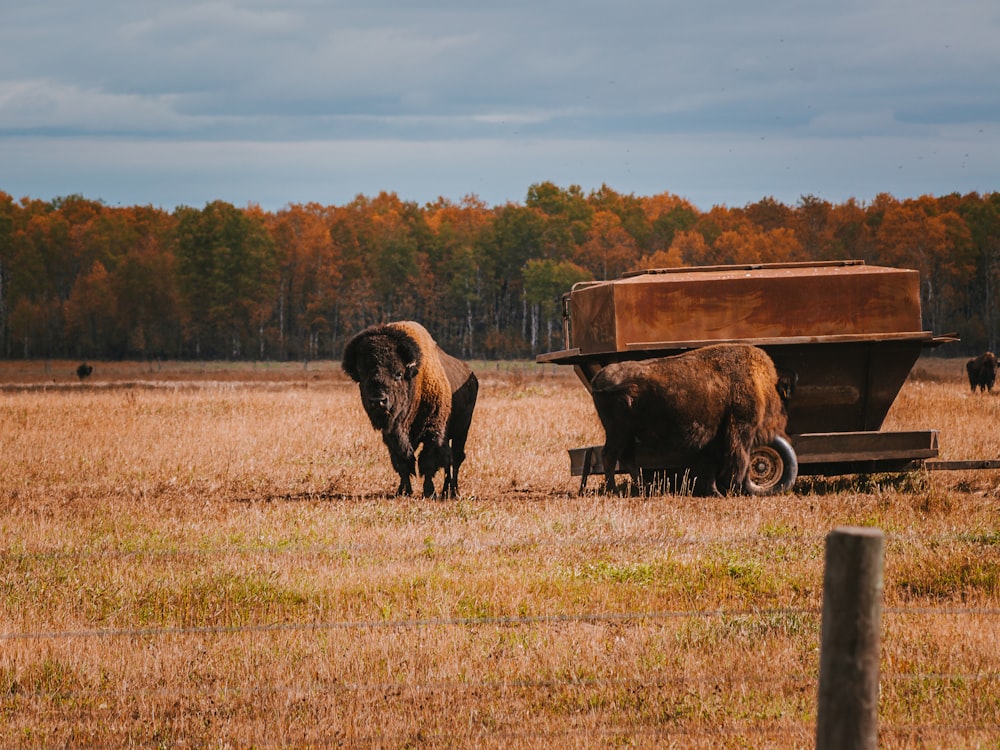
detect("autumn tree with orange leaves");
top-left (1, 186), bottom-right (999, 360)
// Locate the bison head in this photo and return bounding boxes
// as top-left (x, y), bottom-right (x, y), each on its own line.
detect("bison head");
top-left (342, 325), bottom-right (423, 430)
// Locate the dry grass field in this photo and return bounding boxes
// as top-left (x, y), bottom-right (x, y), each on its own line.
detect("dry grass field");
top-left (1, 356), bottom-right (998, 748)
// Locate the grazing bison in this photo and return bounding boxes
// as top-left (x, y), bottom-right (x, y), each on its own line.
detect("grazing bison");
top-left (590, 343), bottom-right (790, 496)
top-left (342, 321), bottom-right (478, 498)
top-left (76, 363), bottom-right (93, 380)
top-left (966, 352), bottom-right (998, 392)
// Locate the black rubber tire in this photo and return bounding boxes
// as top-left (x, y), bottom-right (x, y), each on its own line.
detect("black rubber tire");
top-left (745, 435), bottom-right (798, 495)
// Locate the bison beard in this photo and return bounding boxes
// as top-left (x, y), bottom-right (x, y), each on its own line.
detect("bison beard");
top-left (342, 321), bottom-right (478, 498)
top-left (966, 351), bottom-right (998, 393)
top-left (590, 344), bottom-right (789, 496)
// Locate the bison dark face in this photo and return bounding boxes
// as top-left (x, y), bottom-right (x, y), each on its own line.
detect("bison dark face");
top-left (342, 326), bottom-right (423, 430)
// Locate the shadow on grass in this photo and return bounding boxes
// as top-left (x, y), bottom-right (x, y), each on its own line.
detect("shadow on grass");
top-left (233, 489), bottom-right (398, 504)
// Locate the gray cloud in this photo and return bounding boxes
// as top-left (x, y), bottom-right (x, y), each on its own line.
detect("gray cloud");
top-left (1, 0), bottom-right (997, 209)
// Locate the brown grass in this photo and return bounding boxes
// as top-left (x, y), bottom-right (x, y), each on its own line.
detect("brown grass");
top-left (0, 357), bottom-right (998, 748)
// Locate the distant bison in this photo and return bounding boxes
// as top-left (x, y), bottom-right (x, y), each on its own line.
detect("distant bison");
top-left (342, 321), bottom-right (478, 498)
top-left (590, 343), bottom-right (791, 496)
top-left (76, 363), bottom-right (93, 380)
top-left (966, 352), bottom-right (998, 392)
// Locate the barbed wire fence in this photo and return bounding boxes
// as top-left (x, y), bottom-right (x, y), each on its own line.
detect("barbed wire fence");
top-left (2, 528), bottom-right (998, 747)
top-left (3, 605), bottom-right (1000, 643)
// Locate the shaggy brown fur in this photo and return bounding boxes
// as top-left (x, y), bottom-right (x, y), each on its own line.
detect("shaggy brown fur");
top-left (342, 321), bottom-right (478, 497)
top-left (590, 343), bottom-right (789, 496)
top-left (966, 351), bottom-right (998, 392)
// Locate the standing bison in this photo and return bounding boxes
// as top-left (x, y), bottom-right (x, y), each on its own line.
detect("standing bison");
top-left (342, 321), bottom-right (478, 498)
top-left (966, 351), bottom-right (998, 392)
top-left (590, 343), bottom-right (792, 496)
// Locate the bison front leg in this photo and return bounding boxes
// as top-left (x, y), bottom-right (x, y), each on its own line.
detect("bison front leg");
top-left (600, 443), bottom-right (621, 495)
top-left (418, 440), bottom-right (450, 498)
top-left (691, 453), bottom-right (723, 497)
top-left (601, 432), bottom-right (636, 496)
top-left (396, 472), bottom-right (414, 495)
top-left (392, 453), bottom-right (416, 495)
top-left (383, 431), bottom-right (416, 496)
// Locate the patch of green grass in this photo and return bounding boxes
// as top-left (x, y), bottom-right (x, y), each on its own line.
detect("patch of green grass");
top-left (6, 657), bottom-right (86, 701)
top-left (683, 552), bottom-right (782, 601)
top-left (125, 568), bottom-right (313, 627)
top-left (674, 609), bottom-right (819, 649)
top-left (956, 530), bottom-right (1000, 546)
top-left (455, 595), bottom-right (496, 620)
top-left (795, 471), bottom-right (928, 495)
top-left (884, 674), bottom-right (999, 725)
top-left (895, 557), bottom-right (999, 600)
top-left (577, 560), bottom-right (661, 586)
top-left (759, 521), bottom-right (797, 538)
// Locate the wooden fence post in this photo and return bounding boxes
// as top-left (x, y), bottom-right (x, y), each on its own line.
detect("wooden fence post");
top-left (816, 526), bottom-right (885, 750)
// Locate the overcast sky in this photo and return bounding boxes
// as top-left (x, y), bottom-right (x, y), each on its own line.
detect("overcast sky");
top-left (1, 0), bottom-right (997, 212)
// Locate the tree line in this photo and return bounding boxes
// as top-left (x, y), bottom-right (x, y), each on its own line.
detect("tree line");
top-left (1, 183), bottom-right (999, 362)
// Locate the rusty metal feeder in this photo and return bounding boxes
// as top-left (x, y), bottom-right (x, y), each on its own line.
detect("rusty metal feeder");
top-left (537, 260), bottom-right (992, 493)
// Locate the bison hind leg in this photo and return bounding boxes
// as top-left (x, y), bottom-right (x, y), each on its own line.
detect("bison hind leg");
top-left (714, 416), bottom-right (762, 495)
top-left (441, 434), bottom-right (469, 499)
top-left (720, 446), bottom-right (753, 495)
top-left (441, 447), bottom-right (460, 499)
top-left (713, 437), bottom-right (751, 494)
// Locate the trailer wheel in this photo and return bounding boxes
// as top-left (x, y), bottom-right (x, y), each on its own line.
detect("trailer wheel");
top-left (747, 436), bottom-right (798, 494)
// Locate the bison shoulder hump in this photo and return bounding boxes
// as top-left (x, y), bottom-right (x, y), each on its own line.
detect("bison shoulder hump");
top-left (389, 322), bottom-right (453, 425)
